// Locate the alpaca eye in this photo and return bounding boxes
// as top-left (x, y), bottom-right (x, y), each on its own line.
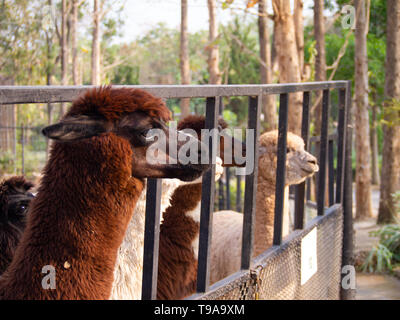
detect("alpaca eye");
top-left (141, 128), bottom-right (159, 143)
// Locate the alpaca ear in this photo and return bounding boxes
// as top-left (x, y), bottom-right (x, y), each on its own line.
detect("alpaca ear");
top-left (42, 115), bottom-right (108, 142)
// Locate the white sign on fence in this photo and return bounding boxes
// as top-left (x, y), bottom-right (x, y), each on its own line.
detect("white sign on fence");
top-left (301, 227), bottom-right (318, 285)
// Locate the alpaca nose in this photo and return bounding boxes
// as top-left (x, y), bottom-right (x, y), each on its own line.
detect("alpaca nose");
top-left (308, 158), bottom-right (317, 165)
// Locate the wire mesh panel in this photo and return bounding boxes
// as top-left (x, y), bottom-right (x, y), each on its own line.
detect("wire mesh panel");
top-left (190, 206), bottom-right (343, 300)
top-left (256, 206), bottom-right (343, 300)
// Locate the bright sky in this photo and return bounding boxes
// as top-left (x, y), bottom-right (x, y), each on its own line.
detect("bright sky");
top-left (116, 0), bottom-right (316, 43)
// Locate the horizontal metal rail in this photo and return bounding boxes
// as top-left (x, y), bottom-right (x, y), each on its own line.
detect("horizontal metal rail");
top-left (0, 82), bottom-right (348, 104)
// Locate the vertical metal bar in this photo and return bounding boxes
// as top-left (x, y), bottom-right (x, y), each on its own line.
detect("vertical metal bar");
top-left (240, 95), bottom-right (260, 270)
top-left (141, 178), bottom-right (162, 300)
top-left (294, 91), bottom-right (310, 229)
top-left (317, 89), bottom-right (330, 216)
top-left (273, 93), bottom-right (289, 246)
top-left (218, 179), bottom-right (225, 210)
top-left (226, 167), bottom-right (231, 210)
top-left (236, 174), bottom-right (242, 212)
top-left (196, 97), bottom-right (219, 293)
top-left (328, 139), bottom-right (335, 206)
top-left (336, 88), bottom-right (347, 204)
top-left (341, 81), bottom-right (355, 300)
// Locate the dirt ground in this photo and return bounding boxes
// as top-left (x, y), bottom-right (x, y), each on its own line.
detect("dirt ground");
top-left (354, 185), bottom-right (400, 300)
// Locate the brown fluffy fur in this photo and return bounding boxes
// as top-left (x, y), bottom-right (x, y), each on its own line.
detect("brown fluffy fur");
top-left (157, 183), bottom-right (202, 300)
top-left (0, 177), bottom-right (34, 275)
top-left (67, 86), bottom-right (171, 122)
top-left (0, 87), bottom-right (172, 300)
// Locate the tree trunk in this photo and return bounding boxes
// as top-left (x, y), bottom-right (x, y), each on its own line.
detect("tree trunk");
top-left (207, 0), bottom-right (221, 85)
top-left (294, 0), bottom-right (304, 78)
top-left (91, 0), bottom-right (101, 85)
top-left (258, 0), bottom-right (277, 130)
top-left (71, 0), bottom-right (79, 85)
top-left (0, 76), bottom-right (16, 168)
top-left (60, 0), bottom-right (69, 116)
top-left (378, 0), bottom-right (400, 224)
top-left (46, 27), bottom-right (54, 158)
top-left (370, 102), bottom-right (380, 185)
top-left (272, 0), bottom-right (302, 135)
top-left (354, 0), bottom-right (373, 220)
top-left (180, 0), bottom-right (191, 119)
top-left (314, 0), bottom-right (326, 137)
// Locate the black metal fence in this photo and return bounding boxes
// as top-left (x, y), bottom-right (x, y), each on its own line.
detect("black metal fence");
top-left (0, 82), bottom-right (354, 300)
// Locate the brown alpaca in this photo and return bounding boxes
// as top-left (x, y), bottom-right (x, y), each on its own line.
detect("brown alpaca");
top-left (156, 115), bottom-right (246, 300)
top-left (0, 87), bottom-right (208, 300)
top-left (209, 130), bottom-right (319, 284)
top-left (0, 176), bottom-right (34, 275)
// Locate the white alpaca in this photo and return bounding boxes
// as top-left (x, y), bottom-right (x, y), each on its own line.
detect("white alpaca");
top-left (110, 178), bottom-right (181, 300)
top-left (209, 131), bottom-right (319, 285)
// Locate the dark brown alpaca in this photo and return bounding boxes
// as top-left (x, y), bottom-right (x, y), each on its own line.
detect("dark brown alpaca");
top-left (0, 87), bottom-right (208, 300)
top-left (157, 115), bottom-right (246, 300)
top-left (0, 176), bottom-right (34, 275)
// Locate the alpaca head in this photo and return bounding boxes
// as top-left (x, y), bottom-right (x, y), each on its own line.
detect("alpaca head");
top-left (0, 176), bottom-right (34, 274)
top-left (41, 87), bottom-right (210, 182)
top-left (177, 114), bottom-right (246, 167)
top-left (258, 130), bottom-right (319, 185)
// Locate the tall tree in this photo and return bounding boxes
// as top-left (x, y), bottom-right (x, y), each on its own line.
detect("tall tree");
top-left (91, 0), bottom-right (101, 85)
top-left (60, 0), bottom-right (70, 116)
top-left (314, 0), bottom-right (326, 136)
top-left (207, 0), bottom-right (222, 85)
top-left (354, 0), bottom-right (373, 219)
top-left (378, 0), bottom-right (400, 224)
top-left (71, 0), bottom-right (80, 85)
top-left (180, 0), bottom-right (191, 119)
top-left (61, 0), bottom-right (69, 87)
top-left (272, 0), bottom-right (302, 134)
top-left (258, 0), bottom-right (277, 130)
top-left (294, 0), bottom-right (304, 78)
top-left (0, 76), bottom-right (16, 166)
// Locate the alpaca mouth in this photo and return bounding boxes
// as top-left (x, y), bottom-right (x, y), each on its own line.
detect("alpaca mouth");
top-left (301, 165), bottom-right (319, 174)
top-left (164, 163), bottom-right (211, 182)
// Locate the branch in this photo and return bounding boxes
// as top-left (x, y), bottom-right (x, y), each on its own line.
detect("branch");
top-left (217, 0), bottom-right (273, 19)
top-left (365, 0), bottom-right (371, 36)
top-left (311, 30), bottom-right (352, 113)
top-left (228, 32), bottom-right (268, 68)
top-left (103, 56), bottom-right (130, 71)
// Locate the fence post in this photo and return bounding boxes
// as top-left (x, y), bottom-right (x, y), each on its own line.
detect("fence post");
top-left (340, 81), bottom-right (355, 300)
top-left (273, 93), bottom-right (289, 246)
top-left (196, 96), bottom-right (219, 293)
top-left (294, 91), bottom-right (311, 230)
top-left (141, 178), bottom-right (162, 300)
top-left (317, 89), bottom-right (331, 216)
top-left (240, 95), bottom-right (261, 270)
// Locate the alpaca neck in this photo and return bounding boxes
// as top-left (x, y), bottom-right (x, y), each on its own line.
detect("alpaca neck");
top-left (253, 177), bottom-right (290, 257)
top-left (0, 135), bottom-right (143, 300)
top-left (157, 182), bottom-right (202, 300)
top-left (110, 178), bottom-right (181, 300)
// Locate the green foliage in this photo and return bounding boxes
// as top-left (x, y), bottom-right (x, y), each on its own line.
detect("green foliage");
top-left (381, 99), bottom-right (400, 127)
top-left (362, 223), bottom-right (400, 273)
top-left (220, 16), bottom-right (259, 85)
top-left (362, 192), bottom-right (400, 273)
top-left (0, 151), bottom-right (15, 173)
top-left (111, 65), bottom-right (139, 85)
top-left (219, 15), bottom-right (259, 126)
top-left (369, 0), bottom-right (387, 39)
